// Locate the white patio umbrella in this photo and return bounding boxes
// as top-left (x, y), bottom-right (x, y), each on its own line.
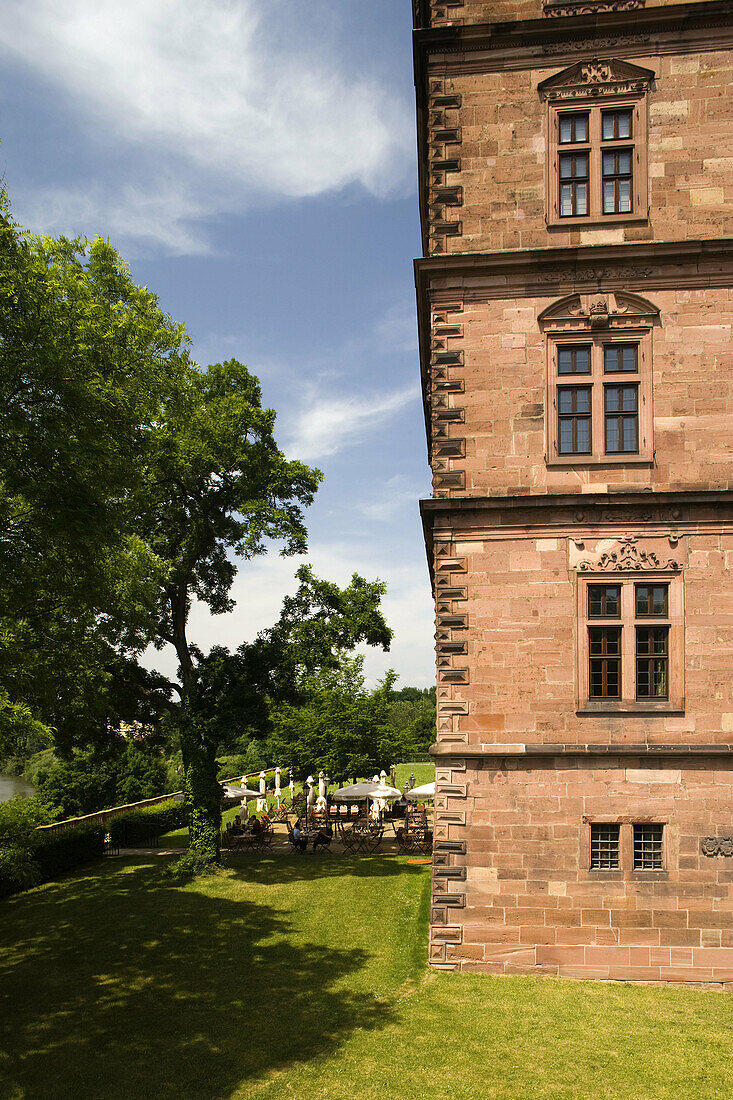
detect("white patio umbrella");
top-left (222, 784), bottom-right (263, 800)
top-left (318, 770), bottom-right (326, 798)
top-left (332, 781), bottom-right (380, 801)
top-left (368, 784), bottom-right (402, 801)
top-left (289, 769), bottom-right (295, 801)
top-left (275, 766), bottom-right (281, 805)
top-left (257, 770), bottom-right (267, 813)
top-left (406, 781), bottom-right (435, 801)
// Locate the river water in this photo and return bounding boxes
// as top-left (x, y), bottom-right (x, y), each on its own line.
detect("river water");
top-left (0, 774), bottom-right (36, 802)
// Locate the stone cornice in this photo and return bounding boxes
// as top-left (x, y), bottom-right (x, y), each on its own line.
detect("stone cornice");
top-left (421, 490), bottom-right (733, 581)
top-left (431, 742), bottom-right (733, 758)
top-left (414, 2), bottom-right (733, 76)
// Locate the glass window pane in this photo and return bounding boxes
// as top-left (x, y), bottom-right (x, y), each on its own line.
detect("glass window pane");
top-left (559, 117), bottom-right (572, 143)
top-left (622, 346), bottom-right (637, 372)
top-left (619, 152), bottom-right (632, 174)
top-left (602, 113), bottom-right (614, 140)
top-left (606, 388), bottom-right (619, 412)
top-left (619, 179), bottom-right (631, 213)
top-left (558, 389), bottom-right (573, 414)
top-left (560, 156), bottom-right (572, 179)
top-left (622, 387), bottom-right (637, 411)
top-left (576, 184), bottom-right (588, 215)
top-left (606, 420), bottom-right (619, 451)
top-left (603, 151), bottom-right (615, 175)
top-left (558, 348), bottom-right (572, 374)
top-left (605, 347), bottom-right (619, 373)
top-left (618, 112), bottom-right (632, 139)
top-left (559, 421), bottom-right (572, 452)
top-left (560, 184), bottom-right (573, 217)
top-left (603, 181), bottom-right (615, 213)
top-left (577, 116), bottom-right (588, 142)
top-left (576, 389), bottom-right (591, 413)
top-left (652, 586), bottom-right (668, 616)
top-left (622, 417), bottom-right (637, 451)
top-left (576, 347), bottom-right (590, 373)
top-left (576, 419), bottom-right (590, 452)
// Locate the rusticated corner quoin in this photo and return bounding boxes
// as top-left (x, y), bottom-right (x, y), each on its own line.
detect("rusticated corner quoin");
top-left (428, 79), bottom-right (463, 254)
top-left (429, 301), bottom-right (466, 496)
top-left (430, 539), bottom-right (469, 968)
top-left (430, 759), bottom-right (468, 968)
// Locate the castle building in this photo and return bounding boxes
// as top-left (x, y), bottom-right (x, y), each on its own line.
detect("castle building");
top-left (413, 0), bottom-right (733, 982)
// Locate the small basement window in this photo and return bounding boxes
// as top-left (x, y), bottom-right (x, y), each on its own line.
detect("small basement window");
top-left (590, 823), bottom-right (620, 869)
top-left (633, 823), bottom-right (664, 869)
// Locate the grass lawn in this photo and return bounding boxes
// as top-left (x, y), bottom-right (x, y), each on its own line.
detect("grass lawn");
top-left (3, 849), bottom-right (733, 1099)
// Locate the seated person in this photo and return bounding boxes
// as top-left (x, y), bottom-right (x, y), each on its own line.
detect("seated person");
top-left (230, 816), bottom-right (244, 836)
top-left (312, 822), bottom-right (333, 852)
top-left (291, 819), bottom-right (308, 852)
top-left (249, 816), bottom-right (262, 834)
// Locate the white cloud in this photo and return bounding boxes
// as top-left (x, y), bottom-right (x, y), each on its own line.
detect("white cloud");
top-left (283, 383), bottom-right (418, 464)
top-left (357, 475), bottom-right (427, 522)
top-left (1, 0), bottom-right (414, 252)
top-left (143, 541), bottom-right (435, 688)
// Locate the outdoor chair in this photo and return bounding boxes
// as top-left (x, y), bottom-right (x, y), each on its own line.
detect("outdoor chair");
top-left (287, 827), bottom-right (307, 855)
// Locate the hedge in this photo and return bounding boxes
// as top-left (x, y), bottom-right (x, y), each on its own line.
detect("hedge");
top-left (0, 823), bottom-right (105, 901)
top-left (109, 798), bottom-right (187, 847)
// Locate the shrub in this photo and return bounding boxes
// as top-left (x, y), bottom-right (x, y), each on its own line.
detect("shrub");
top-left (0, 844), bottom-right (41, 899)
top-left (109, 799), bottom-right (187, 847)
top-left (0, 795), bottom-right (54, 844)
top-left (165, 848), bottom-right (221, 881)
top-left (33, 823), bottom-right (106, 881)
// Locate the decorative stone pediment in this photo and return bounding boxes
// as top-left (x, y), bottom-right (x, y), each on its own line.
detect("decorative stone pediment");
top-left (569, 535), bottom-right (686, 573)
top-left (538, 58), bottom-right (655, 102)
top-left (538, 292), bottom-right (660, 332)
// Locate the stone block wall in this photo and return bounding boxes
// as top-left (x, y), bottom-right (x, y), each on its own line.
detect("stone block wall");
top-left (427, 287), bottom-right (733, 498)
top-left (436, 753), bottom-right (733, 984)
top-left (423, 51), bottom-right (733, 254)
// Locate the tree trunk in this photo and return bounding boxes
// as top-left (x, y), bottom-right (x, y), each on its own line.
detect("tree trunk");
top-left (170, 583), bottom-right (221, 864)
top-left (180, 711), bottom-right (221, 864)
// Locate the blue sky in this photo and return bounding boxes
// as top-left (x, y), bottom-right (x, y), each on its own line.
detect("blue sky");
top-left (0, 0), bottom-right (435, 687)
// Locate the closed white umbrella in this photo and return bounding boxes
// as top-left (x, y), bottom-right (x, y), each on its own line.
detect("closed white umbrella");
top-left (318, 770), bottom-right (326, 798)
top-left (275, 766), bottom-right (281, 805)
top-left (257, 770), bottom-right (267, 813)
top-left (289, 769), bottom-right (295, 801)
top-left (406, 781), bottom-right (435, 801)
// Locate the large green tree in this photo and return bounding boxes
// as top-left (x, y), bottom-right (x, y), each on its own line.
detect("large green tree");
top-left (128, 359), bottom-right (323, 864)
top-left (0, 191), bottom-right (187, 755)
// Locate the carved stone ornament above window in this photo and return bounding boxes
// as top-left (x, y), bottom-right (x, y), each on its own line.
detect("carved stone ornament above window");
top-left (538, 292), bottom-right (660, 332)
top-left (543, 0), bottom-right (644, 18)
top-left (538, 58), bottom-right (655, 102)
top-left (569, 535), bottom-right (687, 573)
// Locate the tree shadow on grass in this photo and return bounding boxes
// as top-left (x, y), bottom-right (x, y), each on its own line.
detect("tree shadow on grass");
top-left (0, 856), bottom-right (422, 1100)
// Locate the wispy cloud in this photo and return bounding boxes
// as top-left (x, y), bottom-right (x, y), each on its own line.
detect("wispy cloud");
top-left (283, 384), bottom-right (418, 464)
top-left (0, 0), bottom-right (414, 253)
top-left (357, 475), bottom-right (426, 522)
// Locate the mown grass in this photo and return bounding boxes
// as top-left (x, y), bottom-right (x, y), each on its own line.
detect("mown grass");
top-left (3, 846), bottom-right (733, 1100)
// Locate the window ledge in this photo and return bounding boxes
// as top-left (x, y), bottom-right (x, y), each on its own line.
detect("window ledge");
top-left (547, 214), bottom-right (649, 230)
top-left (577, 706), bottom-right (685, 717)
top-left (546, 456), bottom-right (653, 468)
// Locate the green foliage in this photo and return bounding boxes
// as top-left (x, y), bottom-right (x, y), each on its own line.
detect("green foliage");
top-left (0, 845), bottom-right (40, 899)
top-left (164, 847), bottom-right (222, 881)
top-left (386, 686), bottom-right (436, 758)
top-left (32, 824), bottom-right (105, 883)
top-left (109, 799), bottom-right (186, 847)
top-left (0, 796), bottom-right (54, 845)
top-left (268, 655), bottom-right (396, 782)
top-left (30, 739), bottom-right (167, 820)
top-left (0, 190), bottom-right (188, 755)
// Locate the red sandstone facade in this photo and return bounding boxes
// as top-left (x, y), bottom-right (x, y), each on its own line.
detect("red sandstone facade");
top-left (413, 0), bottom-right (733, 983)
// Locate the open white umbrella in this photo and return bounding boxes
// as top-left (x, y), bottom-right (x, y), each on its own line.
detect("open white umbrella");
top-left (333, 781), bottom-right (380, 802)
top-left (406, 781), bottom-right (435, 801)
top-left (368, 784), bottom-right (402, 801)
top-left (222, 784), bottom-right (263, 800)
